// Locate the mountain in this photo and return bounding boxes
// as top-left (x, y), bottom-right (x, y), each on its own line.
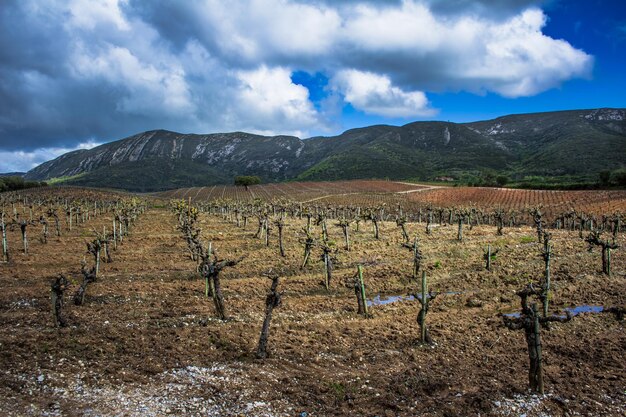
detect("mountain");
top-left (0, 172), bottom-right (25, 177)
top-left (25, 108), bottom-right (626, 191)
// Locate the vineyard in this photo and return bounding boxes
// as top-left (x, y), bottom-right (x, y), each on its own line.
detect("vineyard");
top-left (158, 180), bottom-right (626, 224)
top-left (0, 184), bottom-right (624, 416)
top-left (156, 180), bottom-right (430, 203)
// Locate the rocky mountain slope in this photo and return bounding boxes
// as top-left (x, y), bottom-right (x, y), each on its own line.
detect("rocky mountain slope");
top-left (25, 108), bottom-right (626, 191)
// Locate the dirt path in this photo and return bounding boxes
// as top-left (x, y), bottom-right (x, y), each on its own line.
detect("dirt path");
top-left (301, 182), bottom-right (440, 203)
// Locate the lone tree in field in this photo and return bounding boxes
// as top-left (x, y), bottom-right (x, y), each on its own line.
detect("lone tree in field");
top-left (234, 175), bottom-right (261, 190)
top-left (74, 261), bottom-right (97, 306)
top-left (199, 247), bottom-right (243, 320)
top-left (585, 230), bottom-right (620, 275)
top-left (503, 284), bottom-right (571, 394)
top-left (256, 271), bottom-right (282, 359)
top-left (51, 275), bottom-right (69, 327)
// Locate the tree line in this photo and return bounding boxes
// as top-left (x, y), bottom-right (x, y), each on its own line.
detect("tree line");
top-left (0, 176), bottom-right (47, 192)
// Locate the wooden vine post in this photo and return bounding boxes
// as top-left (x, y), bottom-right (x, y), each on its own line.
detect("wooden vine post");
top-left (47, 208), bottom-right (61, 237)
top-left (337, 219), bottom-right (351, 251)
top-left (203, 241), bottom-right (213, 298)
top-left (415, 271), bottom-right (438, 344)
top-left (300, 228), bottom-right (315, 269)
top-left (51, 275), bottom-right (68, 327)
top-left (19, 219), bottom-right (30, 254)
top-left (585, 230), bottom-right (620, 275)
top-left (541, 232), bottom-right (552, 317)
top-left (199, 247), bottom-right (243, 320)
top-left (503, 284), bottom-right (572, 394)
top-left (402, 235), bottom-right (422, 280)
top-left (396, 216), bottom-right (409, 243)
top-left (355, 265), bottom-right (368, 317)
top-left (321, 243), bottom-right (333, 290)
top-left (274, 218), bottom-right (285, 257)
top-left (530, 207), bottom-right (544, 243)
top-left (494, 208), bottom-right (505, 236)
top-left (1, 210), bottom-right (8, 262)
top-left (256, 271), bottom-right (282, 359)
top-left (483, 244), bottom-right (499, 271)
top-left (74, 262), bottom-right (97, 306)
top-left (456, 209), bottom-right (470, 242)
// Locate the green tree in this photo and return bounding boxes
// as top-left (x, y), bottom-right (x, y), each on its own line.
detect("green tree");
top-left (234, 175), bottom-right (261, 190)
top-left (496, 175), bottom-right (510, 187)
top-left (598, 170), bottom-right (611, 186)
top-left (613, 169), bottom-right (626, 186)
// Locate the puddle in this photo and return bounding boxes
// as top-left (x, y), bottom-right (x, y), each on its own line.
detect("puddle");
top-left (367, 294), bottom-right (415, 306)
top-left (503, 305), bottom-right (604, 319)
top-left (565, 305), bottom-right (604, 315)
top-left (367, 291), bottom-right (463, 307)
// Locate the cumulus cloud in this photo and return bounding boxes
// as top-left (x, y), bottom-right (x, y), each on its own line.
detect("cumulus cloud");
top-left (0, 0), bottom-right (593, 171)
top-left (332, 70), bottom-right (435, 117)
top-left (235, 66), bottom-right (320, 136)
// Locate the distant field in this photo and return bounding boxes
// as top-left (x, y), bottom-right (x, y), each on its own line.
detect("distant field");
top-left (156, 180), bottom-right (626, 220)
top-left (155, 180), bottom-right (430, 203)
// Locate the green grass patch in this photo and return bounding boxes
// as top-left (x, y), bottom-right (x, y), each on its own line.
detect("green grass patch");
top-left (519, 236), bottom-right (535, 244)
top-left (47, 173), bottom-right (86, 184)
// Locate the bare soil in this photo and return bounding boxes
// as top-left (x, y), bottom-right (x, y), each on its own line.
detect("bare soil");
top-left (1, 205), bottom-right (624, 416)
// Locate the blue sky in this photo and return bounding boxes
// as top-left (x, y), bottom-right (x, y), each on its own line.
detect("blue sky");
top-left (0, 0), bottom-right (625, 171)
top-left (292, 0), bottom-right (626, 128)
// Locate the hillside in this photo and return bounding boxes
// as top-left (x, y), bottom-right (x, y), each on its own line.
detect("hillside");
top-left (24, 108), bottom-right (626, 191)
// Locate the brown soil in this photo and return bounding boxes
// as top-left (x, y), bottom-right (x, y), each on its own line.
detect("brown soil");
top-left (0, 203), bottom-right (624, 416)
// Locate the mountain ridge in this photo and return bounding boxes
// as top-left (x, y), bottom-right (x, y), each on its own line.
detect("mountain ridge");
top-left (24, 108), bottom-right (626, 191)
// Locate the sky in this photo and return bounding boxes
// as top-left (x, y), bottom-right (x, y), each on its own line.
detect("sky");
top-left (1, 0), bottom-right (625, 172)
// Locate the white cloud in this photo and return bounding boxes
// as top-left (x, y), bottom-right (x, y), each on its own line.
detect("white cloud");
top-left (0, 141), bottom-right (101, 173)
top-left (71, 44), bottom-right (195, 116)
top-left (188, 0), bottom-right (342, 62)
top-left (343, 2), bottom-right (441, 52)
top-left (332, 70), bottom-right (435, 117)
top-left (67, 0), bottom-right (130, 31)
top-left (235, 66), bottom-right (321, 136)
